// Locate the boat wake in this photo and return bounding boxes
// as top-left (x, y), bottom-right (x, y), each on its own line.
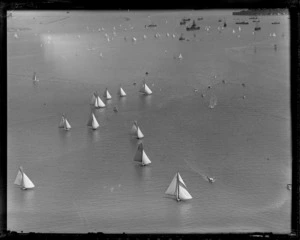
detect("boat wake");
top-left (183, 158), bottom-right (208, 181)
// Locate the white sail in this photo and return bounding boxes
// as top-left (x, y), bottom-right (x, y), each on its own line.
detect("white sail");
top-left (238, 26), bottom-right (241, 32)
top-left (91, 113), bottom-right (99, 129)
top-left (178, 54), bottom-right (183, 60)
top-left (119, 87), bottom-right (126, 97)
top-left (144, 84), bottom-right (152, 95)
top-left (141, 151), bottom-right (151, 165)
top-left (33, 72), bottom-right (38, 82)
top-left (178, 185), bottom-right (192, 200)
top-left (64, 119), bottom-right (71, 130)
top-left (165, 173), bottom-right (192, 200)
top-left (131, 121), bottom-right (138, 134)
top-left (14, 167), bottom-right (35, 189)
top-left (58, 116), bottom-right (65, 128)
top-left (232, 29), bottom-right (235, 34)
top-left (97, 96), bottom-right (106, 108)
top-left (165, 173), bottom-right (178, 196)
top-left (104, 89), bottom-right (112, 100)
top-left (136, 127), bottom-right (144, 139)
top-left (14, 170), bottom-right (23, 186)
top-left (134, 143), bottom-right (143, 162)
top-left (22, 173), bottom-right (35, 189)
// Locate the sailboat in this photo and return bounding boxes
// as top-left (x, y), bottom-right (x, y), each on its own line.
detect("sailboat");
top-left (133, 142), bottom-right (151, 166)
top-left (103, 88), bottom-right (112, 100)
top-left (33, 72), bottom-right (39, 83)
top-left (165, 172), bottom-right (192, 201)
top-left (131, 120), bottom-right (138, 134)
top-left (178, 53), bottom-right (183, 60)
top-left (119, 86), bottom-right (127, 97)
top-left (139, 80), bottom-right (152, 95)
top-left (87, 113), bottom-right (99, 130)
top-left (95, 96), bottom-right (106, 108)
top-left (209, 95), bottom-right (217, 109)
top-left (14, 166), bottom-right (35, 190)
top-left (58, 114), bottom-right (65, 128)
top-left (63, 118), bottom-right (71, 131)
top-left (136, 126), bottom-right (144, 139)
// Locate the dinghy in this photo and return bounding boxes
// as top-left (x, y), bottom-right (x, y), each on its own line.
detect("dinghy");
top-left (136, 126), bottom-right (144, 139)
top-left (119, 86), bottom-right (127, 97)
top-left (63, 118), bottom-right (71, 131)
top-left (14, 166), bottom-right (35, 190)
top-left (103, 88), bottom-right (112, 100)
top-left (207, 176), bottom-right (216, 183)
top-left (165, 172), bottom-right (192, 201)
top-left (139, 81), bottom-right (152, 95)
top-left (133, 142), bottom-right (151, 166)
top-left (58, 114), bottom-right (65, 128)
top-left (95, 96), bottom-right (106, 108)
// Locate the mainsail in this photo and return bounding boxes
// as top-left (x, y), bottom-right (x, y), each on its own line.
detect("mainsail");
top-left (133, 143), bottom-right (151, 166)
top-left (119, 87), bottom-right (126, 97)
top-left (33, 72), bottom-right (38, 82)
top-left (103, 88), bottom-right (112, 100)
top-left (96, 96), bottom-right (106, 108)
top-left (14, 167), bottom-right (35, 189)
top-left (91, 113), bottom-right (99, 129)
top-left (59, 115), bottom-right (65, 128)
top-left (140, 81), bottom-right (152, 95)
top-left (131, 121), bottom-right (138, 134)
top-left (64, 118), bottom-right (71, 130)
top-left (136, 126), bottom-right (144, 139)
top-left (165, 172), bottom-right (192, 201)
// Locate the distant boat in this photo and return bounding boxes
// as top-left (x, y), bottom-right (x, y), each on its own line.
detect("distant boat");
top-left (103, 88), bottom-right (112, 100)
top-left (87, 113), bottom-right (99, 130)
top-left (58, 114), bottom-right (65, 128)
top-left (186, 20), bottom-right (200, 31)
top-left (272, 22), bottom-right (280, 24)
top-left (133, 142), bottom-right (151, 166)
top-left (238, 26), bottom-right (241, 32)
top-left (166, 33), bottom-right (170, 37)
top-left (113, 106), bottom-right (118, 112)
top-left (179, 33), bottom-right (185, 41)
top-left (207, 176), bottom-right (216, 183)
top-left (287, 184), bottom-right (292, 190)
top-left (143, 35), bottom-right (147, 39)
top-left (14, 166), bottom-right (35, 190)
top-left (235, 21), bottom-right (249, 25)
top-left (63, 118), bottom-right (71, 131)
top-left (165, 172), bottom-right (192, 201)
top-left (131, 120), bottom-right (138, 134)
top-left (33, 72), bottom-right (39, 83)
top-left (232, 29), bottom-right (236, 34)
top-left (14, 32), bottom-right (18, 39)
top-left (209, 95), bottom-right (217, 109)
top-left (136, 126), bottom-right (144, 139)
top-left (139, 81), bottom-right (152, 95)
top-left (95, 96), bottom-right (106, 108)
top-left (119, 86), bottom-right (126, 97)
top-left (145, 23), bottom-right (157, 28)
top-left (178, 53), bottom-right (183, 60)
top-left (132, 37), bottom-right (137, 42)
top-left (172, 34), bottom-right (176, 38)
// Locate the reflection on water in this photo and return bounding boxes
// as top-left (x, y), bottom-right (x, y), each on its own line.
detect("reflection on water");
top-left (138, 94), bottom-right (152, 110)
top-left (86, 129), bottom-right (101, 143)
top-left (118, 95), bottom-right (127, 106)
top-left (134, 164), bottom-right (152, 181)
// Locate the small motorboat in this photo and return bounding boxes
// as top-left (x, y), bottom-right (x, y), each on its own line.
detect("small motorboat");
top-left (207, 176), bottom-right (216, 183)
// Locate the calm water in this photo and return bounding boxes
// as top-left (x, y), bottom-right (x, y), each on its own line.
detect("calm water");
top-left (7, 10), bottom-right (291, 233)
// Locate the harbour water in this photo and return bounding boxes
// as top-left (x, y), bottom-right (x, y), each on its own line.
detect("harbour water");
top-left (7, 10), bottom-right (291, 233)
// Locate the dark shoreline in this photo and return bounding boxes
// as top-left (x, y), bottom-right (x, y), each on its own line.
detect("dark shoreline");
top-left (233, 9), bottom-right (288, 16)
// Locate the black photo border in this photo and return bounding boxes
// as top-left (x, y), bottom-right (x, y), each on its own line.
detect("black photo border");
top-left (0, 0), bottom-right (299, 239)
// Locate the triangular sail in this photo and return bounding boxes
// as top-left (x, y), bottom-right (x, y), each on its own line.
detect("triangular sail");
top-left (178, 185), bottom-right (192, 200)
top-left (91, 113), bottom-right (99, 129)
top-left (144, 84), bottom-right (152, 95)
top-left (59, 116), bottom-right (65, 128)
top-left (141, 151), bottom-right (151, 165)
top-left (90, 94), bottom-right (97, 105)
top-left (119, 87), bottom-right (126, 97)
top-left (14, 170), bottom-right (23, 186)
top-left (136, 127), bottom-right (144, 139)
top-left (165, 173), bottom-right (178, 196)
top-left (177, 173), bottom-right (187, 187)
top-left (64, 119), bottom-right (71, 130)
top-left (97, 96), bottom-right (106, 108)
top-left (104, 89), bottom-right (112, 99)
top-left (131, 121), bottom-right (138, 134)
top-left (22, 173), bottom-right (35, 189)
top-left (134, 143), bottom-right (143, 162)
